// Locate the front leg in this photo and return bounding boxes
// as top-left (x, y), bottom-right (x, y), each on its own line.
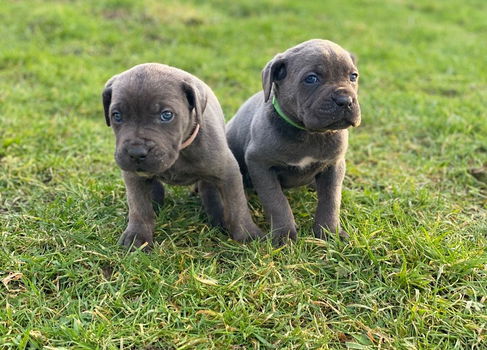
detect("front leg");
top-left (118, 171), bottom-right (157, 250)
top-left (246, 154), bottom-right (297, 246)
top-left (313, 158), bottom-right (348, 240)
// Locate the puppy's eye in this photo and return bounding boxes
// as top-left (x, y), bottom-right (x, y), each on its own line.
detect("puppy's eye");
top-left (160, 110), bottom-right (174, 123)
top-left (112, 111), bottom-right (122, 123)
top-left (350, 73), bottom-right (359, 82)
top-left (304, 74), bottom-right (319, 84)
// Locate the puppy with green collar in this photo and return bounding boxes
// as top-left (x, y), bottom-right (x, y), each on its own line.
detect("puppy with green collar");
top-left (226, 39), bottom-right (361, 246)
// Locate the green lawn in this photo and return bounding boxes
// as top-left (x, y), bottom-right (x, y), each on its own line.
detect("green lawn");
top-left (1, 0), bottom-right (486, 348)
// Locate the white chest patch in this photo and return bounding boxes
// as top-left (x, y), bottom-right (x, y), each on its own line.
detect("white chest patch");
top-left (287, 156), bottom-right (320, 169)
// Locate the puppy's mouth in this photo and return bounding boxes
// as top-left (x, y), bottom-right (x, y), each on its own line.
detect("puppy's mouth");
top-left (325, 119), bottom-right (358, 130)
top-left (115, 152), bottom-right (176, 175)
top-left (117, 161), bottom-right (156, 173)
top-left (305, 118), bottom-right (358, 133)
top-left (308, 108), bottom-right (361, 131)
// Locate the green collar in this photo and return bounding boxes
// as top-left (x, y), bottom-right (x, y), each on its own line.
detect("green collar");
top-left (272, 96), bottom-right (307, 131)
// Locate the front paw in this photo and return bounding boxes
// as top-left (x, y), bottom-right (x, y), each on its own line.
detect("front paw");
top-left (313, 224), bottom-right (349, 241)
top-left (118, 227), bottom-right (153, 251)
top-left (229, 221), bottom-right (264, 243)
top-left (272, 226), bottom-right (298, 247)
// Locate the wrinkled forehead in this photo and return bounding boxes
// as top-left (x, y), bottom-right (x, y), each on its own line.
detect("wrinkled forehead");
top-left (287, 42), bottom-right (355, 73)
top-left (111, 69), bottom-right (184, 108)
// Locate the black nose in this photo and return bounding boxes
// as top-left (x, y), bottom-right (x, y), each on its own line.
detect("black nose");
top-left (332, 94), bottom-right (353, 108)
top-left (127, 145), bottom-right (149, 162)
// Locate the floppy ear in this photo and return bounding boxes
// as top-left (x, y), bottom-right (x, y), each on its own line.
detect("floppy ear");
top-left (182, 80), bottom-right (208, 121)
top-left (262, 54), bottom-right (287, 102)
top-left (102, 75), bottom-right (117, 127)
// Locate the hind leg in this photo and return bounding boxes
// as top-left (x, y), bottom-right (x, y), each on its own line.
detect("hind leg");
top-left (151, 179), bottom-right (165, 213)
top-left (198, 180), bottom-right (225, 228)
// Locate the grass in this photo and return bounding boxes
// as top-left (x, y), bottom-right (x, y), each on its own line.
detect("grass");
top-left (0, 0), bottom-right (486, 348)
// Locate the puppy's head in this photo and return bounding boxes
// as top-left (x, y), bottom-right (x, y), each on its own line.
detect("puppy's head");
top-left (262, 39), bottom-right (361, 131)
top-left (102, 63), bottom-right (206, 174)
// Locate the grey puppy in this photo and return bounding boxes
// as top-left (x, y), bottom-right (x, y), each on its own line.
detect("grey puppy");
top-left (102, 63), bottom-right (262, 249)
top-left (226, 39), bottom-right (361, 245)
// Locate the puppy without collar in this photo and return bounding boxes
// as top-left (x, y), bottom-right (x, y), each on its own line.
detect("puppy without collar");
top-left (102, 63), bottom-right (262, 250)
top-left (226, 39), bottom-right (361, 245)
